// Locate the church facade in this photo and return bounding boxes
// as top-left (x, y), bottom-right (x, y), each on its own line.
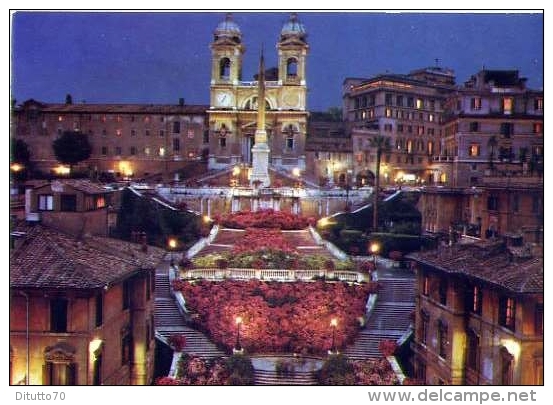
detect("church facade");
top-left (207, 13), bottom-right (309, 174)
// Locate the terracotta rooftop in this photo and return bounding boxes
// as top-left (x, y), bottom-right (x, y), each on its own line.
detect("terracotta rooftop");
top-left (34, 179), bottom-right (113, 195)
top-left (10, 223), bottom-right (165, 291)
top-left (407, 240), bottom-right (543, 294)
top-left (18, 100), bottom-right (209, 115)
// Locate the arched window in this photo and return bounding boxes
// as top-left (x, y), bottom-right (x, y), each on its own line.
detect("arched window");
top-left (43, 342), bottom-right (77, 385)
top-left (244, 97), bottom-right (271, 111)
top-left (286, 58), bottom-right (298, 78)
top-left (219, 58), bottom-right (231, 80)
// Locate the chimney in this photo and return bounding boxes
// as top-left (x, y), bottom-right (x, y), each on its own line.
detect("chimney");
top-left (178, 98), bottom-right (184, 106)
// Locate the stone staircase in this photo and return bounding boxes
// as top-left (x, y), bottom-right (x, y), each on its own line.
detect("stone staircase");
top-left (154, 267), bottom-right (226, 359)
top-left (254, 369), bottom-right (318, 385)
top-left (343, 272), bottom-right (415, 361)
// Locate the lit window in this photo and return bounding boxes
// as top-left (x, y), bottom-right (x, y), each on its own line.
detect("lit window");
top-left (427, 141), bottom-right (434, 155)
top-left (499, 296), bottom-right (516, 331)
top-left (116, 129), bottom-right (122, 136)
top-left (502, 98), bottom-right (513, 115)
top-left (159, 147), bottom-right (165, 157)
top-left (188, 129), bottom-right (195, 139)
top-left (416, 98), bottom-right (424, 109)
top-left (102, 115), bottom-right (107, 122)
top-left (428, 114), bottom-right (434, 122)
top-left (534, 98), bottom-right (543, 111)
top-left (144, 116), bottom-right (150, 123)
top-left (471, 97), bottom-right (482, 110)
top-left (361, 111), bottom-right (366, 119)
top-left (58, 115), bottom-right (63, 122)
top-left (385, 108), bottom-right (392, 118)
top-left (469, 144), bottom-right (480, 157)
top-left (117, 115), bottom-right (122, 122)
top-left (533, 123), bottom-right (542, 134)
top-left (95, 196), bottom-right (106, 209)
top-left (144, 147), bottom-right (150, 156)
top-left (417, 126), bottom-right (424, 136)
top-left (38, 195), bottom-right (54, 211)
top-left (467, 285), bottom-right (483, 314)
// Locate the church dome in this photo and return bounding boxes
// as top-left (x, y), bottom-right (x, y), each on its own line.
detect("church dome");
top-left (214, 13), bottom-right (242, 42)
top-left (280, 13), bottom-right (307, 41)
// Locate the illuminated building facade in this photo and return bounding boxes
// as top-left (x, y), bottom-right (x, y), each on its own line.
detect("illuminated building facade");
top-left (9, 222), bottom-right (163, 385)
top-left (408, 239), bottom-right (543, 385)
top-left (207, 13), bottom-right (309, 173)
top-left (11, 99), bottom-right (208, 180)
top-left (343, 67), bottom-right (455, 187)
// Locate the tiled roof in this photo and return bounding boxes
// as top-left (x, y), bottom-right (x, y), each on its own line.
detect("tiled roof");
top-left (34, 179), bottom-right (112, 195)
top-left (10, 224), bottom-right (165, 290)
top-left (407, 240), bottom-right (543, 294)
top-left (18, 101), bottom-right (209, 115)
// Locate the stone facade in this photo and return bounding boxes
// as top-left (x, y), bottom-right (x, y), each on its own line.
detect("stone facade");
top-left (207, 14), bottom-right (309, 172)
top-left (12, 99), bottom-right (208, 180)
top-left (408, 240), bottom-right (543, 385)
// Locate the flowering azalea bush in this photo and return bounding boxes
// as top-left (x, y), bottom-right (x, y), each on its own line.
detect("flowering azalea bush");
top-left (167, 334), bottom-right (187, 352)
top-left (378, 339), bottom-right (398, 357)
top-left (173, 279), bottom-right (378, 355)
top-left (155, 353), bottom-right (254, 385)
top-left (190, 227), bottom-right (355, 270)
top-left (317, 355), bottom-right (399, 385)
top-left (217, 209), bottom-right (313, 230)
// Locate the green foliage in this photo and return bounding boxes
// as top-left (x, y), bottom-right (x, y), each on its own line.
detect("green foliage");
top-left (12, 139), bottom-right (31, 164)
top-left (52, 131), bottom-right (92, 167)
top-left (317, 353), bottom-right (355, 385)
top-left (225, 354), bottom-right (254, 385)
top-left (114, 188), bottom-right (202, 249)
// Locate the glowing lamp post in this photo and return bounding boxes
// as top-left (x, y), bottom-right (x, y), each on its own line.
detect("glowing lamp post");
top-left (370, 242), bottom-right (380, 272)
top-left (234, 316), bottom-right (244, 354)
top-left (168, 237), bottom-right (177, 267)
top-left (329, 318), bottom-right (338, 355)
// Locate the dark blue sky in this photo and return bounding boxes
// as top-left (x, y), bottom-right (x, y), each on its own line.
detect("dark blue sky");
top-left (11, 11), bottom-right (543, 111)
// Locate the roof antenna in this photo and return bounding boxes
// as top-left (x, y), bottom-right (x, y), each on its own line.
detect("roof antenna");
top-left (435, 58), bottom-right (440, 67)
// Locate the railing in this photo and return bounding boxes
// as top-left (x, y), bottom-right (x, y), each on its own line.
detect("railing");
top-left (183, 267), bottom-right (367, 283)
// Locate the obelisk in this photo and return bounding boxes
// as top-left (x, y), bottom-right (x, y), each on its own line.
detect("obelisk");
top-left (250, 49), bottom-right (271, 188)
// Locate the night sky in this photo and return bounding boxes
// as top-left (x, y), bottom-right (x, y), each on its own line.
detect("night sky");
top-left (10, 11), bottom-right (543, 112)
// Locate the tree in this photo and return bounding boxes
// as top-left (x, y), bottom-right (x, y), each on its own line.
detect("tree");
top-left (12, 139), bottom-right (31, 165)
top-left (52, 131), bottom-right (92, 171)
top-left (11, 139), bottom-right (31, 182)
top-left (369, 135), bottom-right (391, 231)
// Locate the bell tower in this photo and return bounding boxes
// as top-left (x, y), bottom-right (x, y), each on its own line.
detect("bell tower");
top-left (277, 13), bottom-right (309, 87)
top-left (210, 13), bottom-right (244, 87)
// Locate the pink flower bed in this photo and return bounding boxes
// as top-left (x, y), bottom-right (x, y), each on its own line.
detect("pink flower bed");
top-left (232, 228), bottom-right (293, 254)
top-left (216, 209), bottom-right (314, 230)
top-left (173, 279), bottom-right (378, 355)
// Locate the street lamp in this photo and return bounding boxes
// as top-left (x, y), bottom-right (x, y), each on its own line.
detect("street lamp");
top-left (370, 242), bottom-right (380, 273)
top-left (234, 316), bottom-right (243, 353)
top-left (168, 237), bottom-right (177, 267)
top-left (330, 318), bottom-right (338, 355)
